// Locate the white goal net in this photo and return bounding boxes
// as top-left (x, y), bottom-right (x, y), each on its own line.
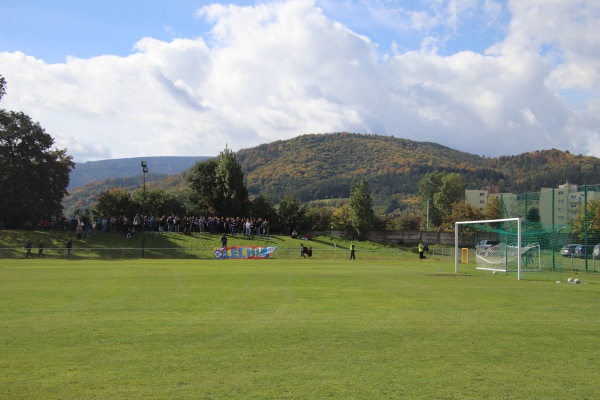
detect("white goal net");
top-left (475, 242), bottom-right (541, 273)
top-left (455, 218), bottom-right (530, 280)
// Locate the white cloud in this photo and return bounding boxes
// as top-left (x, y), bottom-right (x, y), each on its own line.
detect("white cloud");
top-left (0, 0), bottom-right (598, 161)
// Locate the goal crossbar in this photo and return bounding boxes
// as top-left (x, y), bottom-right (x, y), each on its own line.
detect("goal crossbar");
top-left (455, 218), bottom-right (523, 280)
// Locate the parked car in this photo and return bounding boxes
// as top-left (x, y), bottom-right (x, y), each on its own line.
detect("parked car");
top-left (476, 240), bottom-right (499, 254)
top-left (560, 244), bottom-right (578, 257)
top-left (594, 244), bottom-right (600, 258)
top-left (574, 244), bottom-right (595, 259)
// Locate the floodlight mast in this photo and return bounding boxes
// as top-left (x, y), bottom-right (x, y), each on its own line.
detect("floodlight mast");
top-left (141, 161), bottom-right (148, 258)
top-left (454, 217), bottom-right (522, 280)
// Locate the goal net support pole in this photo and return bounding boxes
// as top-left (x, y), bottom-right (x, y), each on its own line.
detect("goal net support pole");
top-left (455, 217), bottom-right (522, 280)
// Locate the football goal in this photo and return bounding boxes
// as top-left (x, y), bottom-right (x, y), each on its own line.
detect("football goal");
top-left (455, 218), bottom-right (532, 280)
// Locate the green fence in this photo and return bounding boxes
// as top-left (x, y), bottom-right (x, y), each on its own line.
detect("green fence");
top-left (497, 183), bottom-right (600, 273)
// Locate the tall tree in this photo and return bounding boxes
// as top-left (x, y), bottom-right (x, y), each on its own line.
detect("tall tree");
top-left (277, 195), bottom-right (307, 233)
top-left (186, 158), bottom-right (219, 215)
top-left (349, 178), bottom-right (375, 240)
top-left (215, 146), bottom-right (249, 216)
top-left (418, 173), bottom-right (444, 227)
top-left (418, 172), bottom-right (465, 228)
top-left (186, 146), bottom-right (249, 216)
top-left (0, 77), bottom-right (74, 227)
top-left (249, 192), bottom-right (278, 222)
top-left (0, 75), bottom-right (5, 101)
top-left (434, 173), bottom-right (466, 217)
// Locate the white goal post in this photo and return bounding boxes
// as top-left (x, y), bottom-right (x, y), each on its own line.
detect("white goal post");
top-left (455, 218), bottom-right (523, 280)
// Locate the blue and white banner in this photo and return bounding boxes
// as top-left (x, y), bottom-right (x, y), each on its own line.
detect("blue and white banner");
top-left (214, 246), bottom-right (277, 259)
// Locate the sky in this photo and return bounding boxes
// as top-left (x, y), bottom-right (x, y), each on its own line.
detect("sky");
top-left (0, 0), bottom-right (599, 162)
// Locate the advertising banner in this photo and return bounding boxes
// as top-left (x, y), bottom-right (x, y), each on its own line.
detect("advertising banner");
top-left (214, 246), bottom-right (277, 259)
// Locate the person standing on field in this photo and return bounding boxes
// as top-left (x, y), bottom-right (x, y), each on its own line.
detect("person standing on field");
top-left (67, 239), bottom-right (73, 257)
top-left (38, 239), bottom-right (45, 258)
top-left (349, 242), bottom-right (356, 260)
top-left (220, 233), bottom-right (228, 248)
top-left (418, 243), bottom-right (425, 259)
top-left (25, 239), bottom-right (33, 258)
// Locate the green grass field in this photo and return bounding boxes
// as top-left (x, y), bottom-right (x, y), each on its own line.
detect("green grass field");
top-left (1, 254), bottom-right (599, 399)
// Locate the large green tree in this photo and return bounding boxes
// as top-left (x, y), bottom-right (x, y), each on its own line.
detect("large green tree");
top-left (277, 195), bottom-right (307, 232)
top-left (93, 188), bottom-right (132, 219)
top-left (0, 75), bottom-right (5, 100)
top-left (132, 188), bottom-right (186, 218)
top-left (186, 158), bottom-right (219, 215)
top-left (249, 192), bottom-right (278, 222)
top-left (349, 178), bottom-right (375, 240)
top-left (186, 146), bottom-right (249, 216)
top-left (0, 76), bottom-right (74, 227)
top-left (215, 146), bottom-right (249, 216)
top-left (418, 172), bottom-right (465, 228)
top-left (418, 173), bottom-right (444, 227)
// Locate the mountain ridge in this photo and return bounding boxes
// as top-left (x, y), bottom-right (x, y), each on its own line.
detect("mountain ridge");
top-left (63, 133), bottom-right (600, 215)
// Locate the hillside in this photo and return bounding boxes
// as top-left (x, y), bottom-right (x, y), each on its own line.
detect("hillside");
top-left (62, 133), bottom-right (600, 215)
top-left (69, 156), bottom-right (208, 189)
top-left (237, 133), bottom-right (501, 204)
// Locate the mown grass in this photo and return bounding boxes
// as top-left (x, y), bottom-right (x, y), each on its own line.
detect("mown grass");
top-left (0, 257), bottom-right (599, 399)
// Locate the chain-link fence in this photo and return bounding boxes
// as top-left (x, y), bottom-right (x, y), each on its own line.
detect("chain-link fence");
top-left (0, 247), bottom-right (407, 260)
top-left (496, 183), bottom-right (600, 273)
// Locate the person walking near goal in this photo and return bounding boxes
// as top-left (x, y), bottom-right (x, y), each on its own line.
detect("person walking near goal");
top-left (418, 243), bottom-right (425, 259)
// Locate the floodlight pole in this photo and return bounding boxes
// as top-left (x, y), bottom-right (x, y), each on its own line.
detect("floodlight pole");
top-left (141, 161), bottom-right (148, 258)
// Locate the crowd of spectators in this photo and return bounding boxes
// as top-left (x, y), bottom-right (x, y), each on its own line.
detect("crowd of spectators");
top-left (32, 214), bottom-right (272, 239)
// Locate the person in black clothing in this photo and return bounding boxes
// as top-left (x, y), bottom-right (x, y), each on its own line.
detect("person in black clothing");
top-left (67, 239), bottom-right (73, 257)
top-left (38, 240), bottom-right (45, 258)
top-left (220, 233), bottom-right (228, 248)
top-left (25, 239), bottom-right (33, 258)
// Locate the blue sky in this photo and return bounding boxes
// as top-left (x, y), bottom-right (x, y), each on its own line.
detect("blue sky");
top-left (1, 0), bottom-right (599, 162)
top-left (1, 0), bottom-right (509, 62)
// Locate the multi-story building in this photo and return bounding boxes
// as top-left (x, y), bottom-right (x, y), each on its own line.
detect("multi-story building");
top-left (539, 182), bottom-right (599, 226)
top-left (465, 188), bottom-right (490, 212)
top-left (465, 186), bottom-right (516, 216)
top-left (466, 183), bottom-right (599, 225)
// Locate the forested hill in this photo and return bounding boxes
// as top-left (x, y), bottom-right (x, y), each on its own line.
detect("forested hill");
top-left (238, 133), bottom-right (485, 202)
top-left (492, 149), bottom-right (600, 191)
top-left (237, 132), bottom-right (600, 205)
top-left (63, 133), bottom-right (600, 214)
